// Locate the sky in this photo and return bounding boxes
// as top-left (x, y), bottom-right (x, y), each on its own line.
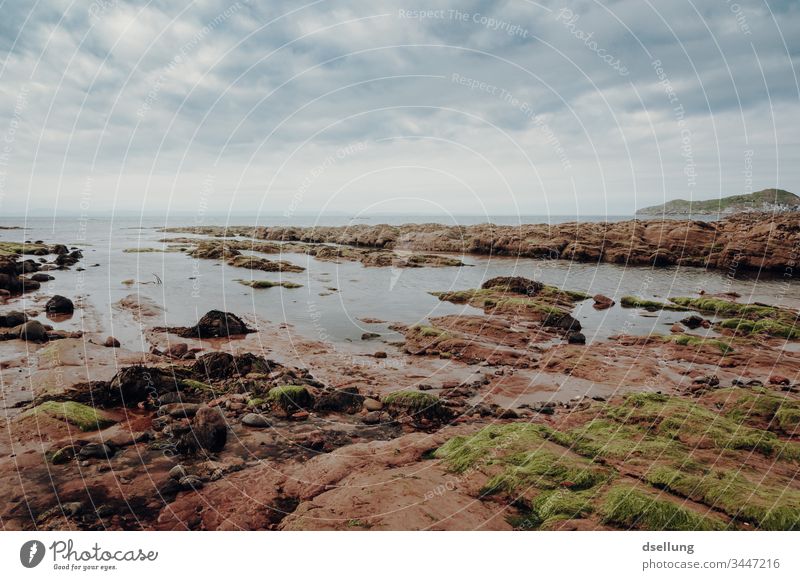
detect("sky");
top-left (0, 0), bottom-right (798, 218)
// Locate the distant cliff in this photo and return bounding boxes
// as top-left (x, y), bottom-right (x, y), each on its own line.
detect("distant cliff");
top-left (636, 188), bottom-right (800, 216)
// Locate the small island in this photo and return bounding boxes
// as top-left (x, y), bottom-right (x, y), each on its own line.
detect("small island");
top-left (637, 188), bottom-right (800, 216)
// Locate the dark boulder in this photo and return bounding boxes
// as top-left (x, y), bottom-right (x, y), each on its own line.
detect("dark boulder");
top-left (315, 386), bottom-right (364, 414)
top-left (180, 406), bottom-right (227, 453)
top-left (193, 351), bottom-right (236, 380)
top-left (18, 320), bottom-right (47, 342)
top-left (567, 331), bottom-right (586, 344)
top-left (45, 295), bottom-right (75, 314)
top-left (0, 310), bottom-right (27, 328)
top-left (104, 336), bottom-right (121, 348)
top-left (52, 244), bottom-right (69, 255)
top-left (680, 315), bottom-right (707, 330)
top-left (175, 310), bottom-right (253, 338)
top-left (544, 312), bottom-right (582, 332)
top-left (30, 273), bottom-right (54, 282)
top-left (107, 365), bottom-right (178, 406)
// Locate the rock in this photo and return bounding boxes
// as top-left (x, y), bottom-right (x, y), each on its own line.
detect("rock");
top-left (670, 323), bottom-right (684, 333)
top-left (168, 465), bottom-right (188, 480)
top-left (18, 320), bottom-right (47, 342)
top-left (30, 273), bottom-right (54, 282)
top-left (163, 402), bottom-right (201, 418)
top-left (373, 351), bottom-right (387, 359)
top-left (52, 244), bottom-right (69, 255)
top-left (176, 310), bottom-right (253, 338)
top-left (49, 445), bottom-right (78, 464)
top-left (290, 410), bottom-right (310, 421)
top-left (592, 294), bottom-right (615, 309)
top-left (104, 336), bottom-right (120, 348)
top-left (178, 475), bottom-right (204, 490)
top-left (363, 398), bottom-right (383, 412)
top-left (166, 343), bottom-right (189, 358)
top-left (193, 351), bottom-right (235, 380)
top-left (680, 315), bottom-right (706, 329)
top-left (567, 332), bottom-right (586, 344)
top-left (497, 408), bottom-right (519, 419)
top-left (242, 413), bottom-right (271, 428)
top-left (107, 365), bottom-right (177, 406)
top-left (182, 406), bottom-right (227, 453)
top-left (362, 411), bottom-right (383, 425)
top-left (45, 295), bottom-right (75, 314)
top-left (78, 443), bottom-right (113, 459)
top-left (481, 276), bottom-right (544, 296)
top-left (361, 332), bottom-right (380, 340)
top-left (417, 384), bottom-right (433, 391)
top-left (769, 375), bottom-right (790, 385)
top-left (0, 310), bottom-right (27, 327)
top-left (314, 387), bottom-right (364, 414)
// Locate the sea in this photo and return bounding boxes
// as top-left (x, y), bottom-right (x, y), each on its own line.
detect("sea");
top-left (0, 214), bottom-right (796, 349)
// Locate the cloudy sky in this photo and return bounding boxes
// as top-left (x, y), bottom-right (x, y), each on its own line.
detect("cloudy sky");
top-left (0, 0), bottom-right (798, 218)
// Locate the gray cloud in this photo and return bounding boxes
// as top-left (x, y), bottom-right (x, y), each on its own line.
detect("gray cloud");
top-left (0, 0), bottom-right (798, 217)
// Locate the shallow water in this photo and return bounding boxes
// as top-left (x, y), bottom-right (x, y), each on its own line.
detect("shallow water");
top-left (1, 216), bottom-right (798, 348)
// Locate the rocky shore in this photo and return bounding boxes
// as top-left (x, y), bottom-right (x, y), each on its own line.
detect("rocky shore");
top-left (163, 212), bottom-right (800, 273)
top-left (1, 219), bottom-right (799, 531)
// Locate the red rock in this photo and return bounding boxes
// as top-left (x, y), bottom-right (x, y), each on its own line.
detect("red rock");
top-left (769, 375), bottom-right (790, 385)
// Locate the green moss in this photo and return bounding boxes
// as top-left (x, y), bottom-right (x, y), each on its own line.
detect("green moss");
top-left (539, 285), bottom-right (591, 302)
top-left (776, 407), bottom-right (800, 434)
top-left (664, 334), bottom-right (732, 354)
top-left (670, 297), bottom-right (780, 319)
top-left (435, 423), bottom-right (552, 473)
top-left (236, 279), bottom-right (302, 289)
top-left (0, 241), bottom-right (50, 255)
top-left (719, 317), bottom-right (800, 339)
top-left (267, 385), bottom-right (313, 412)
top-left (414, 325), bottom-right (450, 338)
top-left (123, 247), bottom-right (165, 253)
top-left (23, 401), bottom-right (115, 432)
top-left (601, 485), bottom-right (724, 530)
top-left (181, 379), bottom-right (215, 393)
top-left (383, 390), bottom-right (447, 421)
top-left (620, 296), bottom-right (688, 311)
top-left (247, 397), bottom-right (267, 408)
top-left (644, 466), bottom-right (800, 530)
top-left (513, 489), bottom-right (596, 529)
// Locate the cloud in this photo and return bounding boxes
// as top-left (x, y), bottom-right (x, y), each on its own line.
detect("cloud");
top-left (0, 0), bottom-right (798, 217)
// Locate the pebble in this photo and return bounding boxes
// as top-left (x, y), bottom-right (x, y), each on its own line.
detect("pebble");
top-left (242, 413), bottom-right (271, 428)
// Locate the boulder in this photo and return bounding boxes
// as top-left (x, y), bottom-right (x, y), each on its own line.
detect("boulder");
top-left (481, 276), bottom-right (543, 296)
top-left (104, 336), bottom-right (121, 348)
top-left (592, 294), bottom-right (615, 309)
top-left (45, 295), bottom-right (74, 314)
top-left (0, 310), bottom-right (27, 327)
top-left (176, 310), bottom-right (253, 338)
top-left (680, 315), bottom-right (706, 330)
top-left (30, 273), bottom-right (54, 282)
top-left (18, 320), bottom-right (47, 342)
top-left (314, 386), bottom-right (364, 414)
top-left (181, 406), bottom-right (227, 453)
top-left (242, 413), bottom-right (271, 428)
top-left (567, 331), bottom-right (586, 344)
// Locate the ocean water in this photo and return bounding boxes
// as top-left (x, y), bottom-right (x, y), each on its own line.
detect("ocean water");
top-left (0, 215), bottom-right (795, 348)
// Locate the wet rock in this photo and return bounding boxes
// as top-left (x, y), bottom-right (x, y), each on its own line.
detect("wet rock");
top-left (290, 410), bottom-right (310, 421)
top-left (361, 332), bottom-right (380, 340)
top-left (18, 320), bottom-right (47, 342)
top-left (481, 276), bottom-right (543, 296)
top-left (680, 314), bottom-right (706, 329)
top-left (242, 413), bottom-right (271, 428)
top-left (104, 336), bottom-right (120, 348)
top-left (363, 398), bottom-right (383, 412)
top-left (0, 310), bottom-right (27, 327)
top-left (78, 443), bottom-right (113, 460)
top-left (592, 294), bottom-right (615, 309)
top-left (362, 411), bottom-right (383, 425)
top-left (769, 375), bottom-right (790, 385)
top-left (567, 331), bottom-right (586, 344)
top-left (497, 408), bottom-right (519, 419)
top-left (163, 403), bottom-right (201, 418)
top-left (373, 351), bottom-right (387, 359)
top-left (45, 295), bottom-right (74, 314)
top-left (546, 313), bottom-right (582, 332)
top-left (52, 244), bottom-right (69, 255)
top-left (314, 387), bottom-right (364, 414)
top-left (169, 465), bottom-right (188, 480)
top-left (181, 406), bottom-right (227, 453)
top-left (174, 310), bottom-right (253, 338)
top-left (49, 445), bottom-right (78, 464)
top-left (107, 365), bottom-right (177, 406)
top-left (30, 273), bottom-right (54, 282)
top-left (193, 351), bottom-right (235, 380)
top-left (178, 475), bottom-right (204, 490)
top-left (166, 343), bottom-right (189, 358)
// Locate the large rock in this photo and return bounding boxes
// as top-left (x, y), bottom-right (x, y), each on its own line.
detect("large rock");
top-left (592, 294), bottom-right (615, 310)
top-left (181, 406), bottom-right (227, 453)
top-left (314, 386), bottom-right (364, 414)
top-left (18, 320), bottom-right (47, 342)
top-left (0, 310), bottom-right (27, 327)
top-left (107, 366), bottom-right (177, 406)
top-left (45, 295), bottom-right (75, 314)
top-left (175, 310), bottom-right (253, 338)
top-left (481, 276), bottom-right (543, 296)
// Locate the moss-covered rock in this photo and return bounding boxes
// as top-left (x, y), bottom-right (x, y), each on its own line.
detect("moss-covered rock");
top-left (383, 390), bottom-right (448, 422)
top-left (267, 385), bottom-right (314, 414)
top-left (601, 485), bottom-right (725, 531)
top-left (23, 401), bottom-right (116, 432)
